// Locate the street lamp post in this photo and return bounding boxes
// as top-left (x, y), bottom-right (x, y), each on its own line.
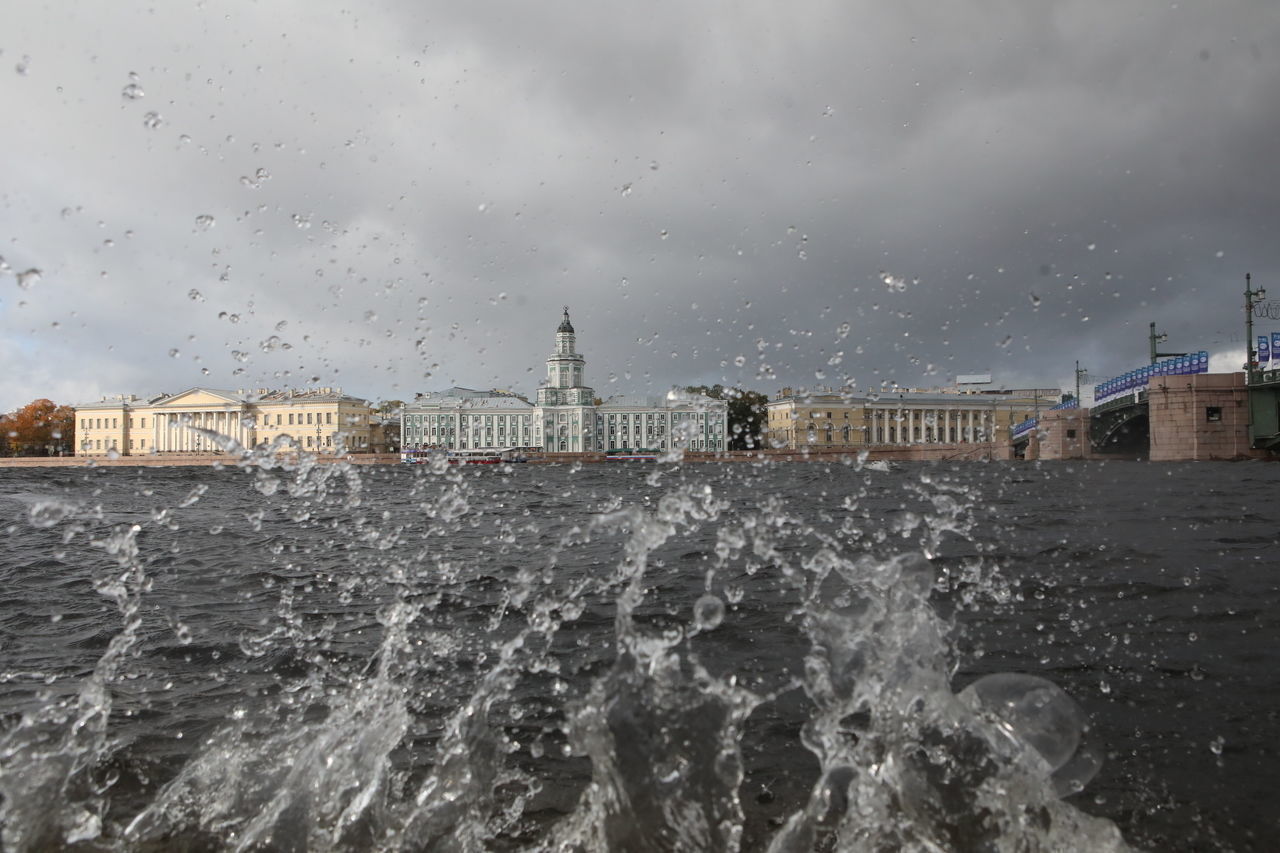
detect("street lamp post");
top-left (1245, 273), bottom-right (1267, 383)
top-left (1148, 322), bottom-right (1187, 366)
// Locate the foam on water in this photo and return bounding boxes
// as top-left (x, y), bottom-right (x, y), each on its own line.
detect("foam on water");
top-left (0, 436), bottom-right (1132, 851)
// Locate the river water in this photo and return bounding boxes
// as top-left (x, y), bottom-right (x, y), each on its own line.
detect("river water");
top-left (0, 454), bottom-right (1275, 851)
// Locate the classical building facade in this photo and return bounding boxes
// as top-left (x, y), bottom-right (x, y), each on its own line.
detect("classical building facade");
top-left (766, 387), bottom-right (1061, 450)
top-left (74, 387), bottom-right (377, 457)
top-left (401, 309), bottom-right (728, 454)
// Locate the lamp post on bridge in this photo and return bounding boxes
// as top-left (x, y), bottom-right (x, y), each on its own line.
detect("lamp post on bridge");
top-left (1244, 273), bottom-right (1266, 383)
top-left (1148, 322), bottom-right (1186, 366)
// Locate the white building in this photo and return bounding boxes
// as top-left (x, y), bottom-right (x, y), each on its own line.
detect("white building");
top-left (402, 308), bottom-right (728, 453)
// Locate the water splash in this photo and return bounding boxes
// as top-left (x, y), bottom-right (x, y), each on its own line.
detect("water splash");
top-left (0, 426), bottom-right (1131, 851)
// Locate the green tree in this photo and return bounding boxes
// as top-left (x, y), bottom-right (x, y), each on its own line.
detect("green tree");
top-left (684, 385), bottom-right (769, 450)
top-left (6, 399), bottom-right (75, 456)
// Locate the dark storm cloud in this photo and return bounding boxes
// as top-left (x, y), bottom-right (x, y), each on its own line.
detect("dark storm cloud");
top-left (2, 1), bottom-right (1277, 410)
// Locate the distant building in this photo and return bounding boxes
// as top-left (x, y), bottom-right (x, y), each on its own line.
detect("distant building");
top-left (73, 387), bottom-right (377, 456)
top-left (766, 385), bottom-right (1061, 450)
top-left (401, 309), bottom-right (728, 453)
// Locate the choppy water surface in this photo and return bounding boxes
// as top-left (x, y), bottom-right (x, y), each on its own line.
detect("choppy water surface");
top-left (0, 455), bottom-right (1276, 851)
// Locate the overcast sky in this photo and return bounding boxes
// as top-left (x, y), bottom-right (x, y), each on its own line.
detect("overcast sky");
top-left (2, 1), bottom-right (1278, 411)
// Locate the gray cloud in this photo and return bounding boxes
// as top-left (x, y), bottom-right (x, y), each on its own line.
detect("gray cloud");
top-left (2, 1), bottom-right (1277, 411)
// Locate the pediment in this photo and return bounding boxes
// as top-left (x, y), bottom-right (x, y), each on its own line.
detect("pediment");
top-left (150, 388), bottom-right (247, 409)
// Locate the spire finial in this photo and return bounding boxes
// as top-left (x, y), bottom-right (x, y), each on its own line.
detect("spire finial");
top-left (557, 307), bottom-right (575, 334)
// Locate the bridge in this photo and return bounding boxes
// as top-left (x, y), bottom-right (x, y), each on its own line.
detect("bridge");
top-left (1088, 392), bottom-right (1150, 454)
top-left (1009, 352), bottom-right (1277, 460)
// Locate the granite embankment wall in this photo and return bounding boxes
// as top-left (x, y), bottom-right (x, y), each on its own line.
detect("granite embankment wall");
top-left (0, 444), bottom-right (1007, 468)
top-left (0, 453), bottom-right (402, 468)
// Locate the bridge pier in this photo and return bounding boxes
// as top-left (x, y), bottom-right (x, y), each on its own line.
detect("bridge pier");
top-left (1148, 372), bottom-right (1267, 461)
top-left (1035, 407), bottom-right (1099, 460)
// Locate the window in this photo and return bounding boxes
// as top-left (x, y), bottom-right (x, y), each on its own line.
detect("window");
top-left (1206, 406), bottom-right (1222, 422)
top-left (288, 414), bottom-right (294, 425)
top-left (1066, 429), bottom-right (1077, 439)
top-left (306, 413), bottom-right (313, 425)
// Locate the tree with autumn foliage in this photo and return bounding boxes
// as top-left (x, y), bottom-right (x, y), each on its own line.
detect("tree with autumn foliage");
top-left (683, 384), bottom-right (770, 450)
top-left (4, 399), bottom-right (75, 456)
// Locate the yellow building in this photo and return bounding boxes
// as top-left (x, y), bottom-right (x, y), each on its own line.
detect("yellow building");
top-left (74, 387), bottom-right (376, 457)
top-left (766, 387), bottom-right (1059, 450)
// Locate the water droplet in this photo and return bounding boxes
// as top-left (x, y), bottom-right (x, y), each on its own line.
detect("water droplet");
top-left (231, 350), bottom-right (249, 363)
top-left (659, 229), bottom-right (669, 239)
top-left (881, 272), bottom-right (907, 292)
top-left (1215, 250), bottom-right (1225, 258)
top-left (998, 335), bottom-right (1013, 349)
top-left (260, 336), bottom-right (281, 352)
top-left (15, 56), bottom-right (31, 76)
top-left (1028, 292), bottom-right (1041, 308)
top-left (693, 594), bottom-right (725, 631)
top-left (1209, 735), bottom-right (1224, 755)
top-left (620, 183), bottom-right (633, 197)
top-left (733, 355), bottom-right (746, 367)
top-left (1087, 243), bottom-right (1097, 251)
top-left (28, 500), bottom-right (74, 528)
top-left (188, 289), bottom-right (204, 302)
top-left (836, 322), bottom-right (851, 339)
top-left (121, 82), bottom-right (145, 100)
top-left (168, 348), bottom-right (181, 358)
top-left (292, 213), bottom-right (312, 229)
top-left (194, 214), bottom-right (215, 231)
top-left (649, 160), bottom-right (659, 171)
top-left (16, 268), bottom-right (42, 290)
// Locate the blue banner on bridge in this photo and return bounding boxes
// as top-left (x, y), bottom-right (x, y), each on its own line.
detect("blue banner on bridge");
top-left (1259, 335), bottom-right (1270, 364)
top-left (1093, 350), bottom-right (1209, 404)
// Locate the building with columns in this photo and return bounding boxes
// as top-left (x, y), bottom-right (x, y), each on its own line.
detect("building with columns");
top-left (74, 387), bottom-right (377, 457)
top-left (766, 386), bottom-right (1060, 450)
top-left (401, 308), bottom-right (728, 454)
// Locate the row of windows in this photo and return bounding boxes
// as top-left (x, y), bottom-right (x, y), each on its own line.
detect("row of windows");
top-left (81, 417), bottom-right (128, 430)
top-left (776, 408), bottom-right (1028, 423)
top-left (81, 411), bottom-right (346, 430)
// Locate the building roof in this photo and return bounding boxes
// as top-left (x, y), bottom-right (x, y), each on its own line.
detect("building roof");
top-left (408, 392), bottom-right (534, 411)
top-left (557, 307), bottom-right (574, 334)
